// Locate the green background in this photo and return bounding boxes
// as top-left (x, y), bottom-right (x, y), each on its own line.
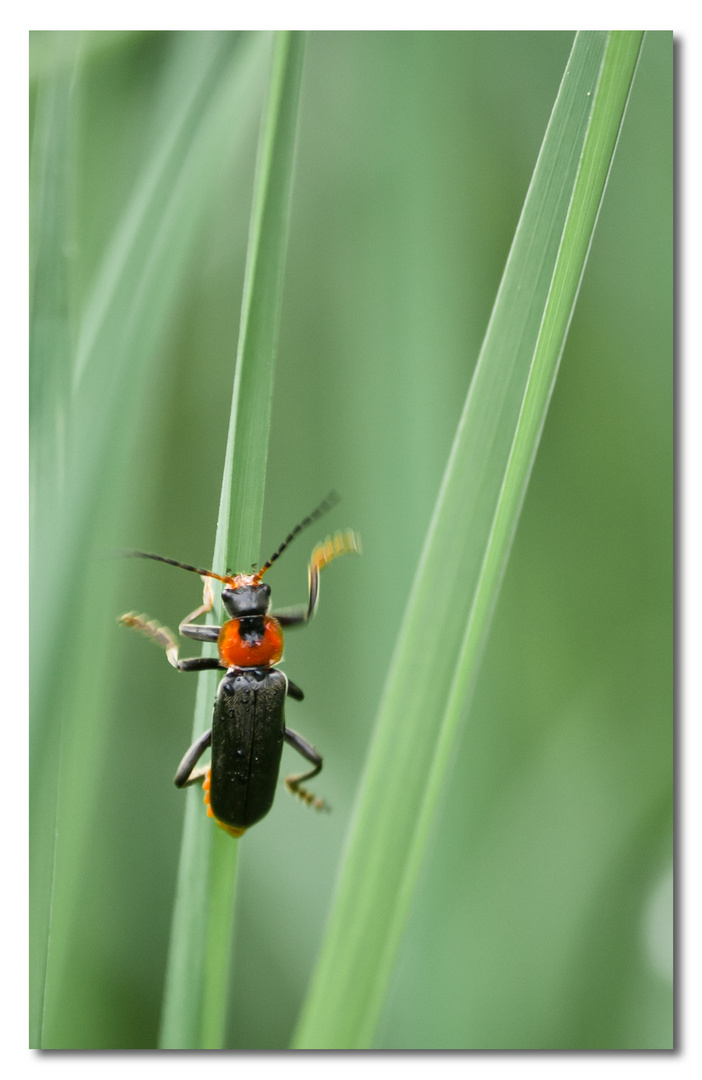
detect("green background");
top-left (30, 31), bottom-right (673, 1049)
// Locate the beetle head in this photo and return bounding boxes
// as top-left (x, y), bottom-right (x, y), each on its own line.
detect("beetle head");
top-left (221, 576), bottom-right (271, 618)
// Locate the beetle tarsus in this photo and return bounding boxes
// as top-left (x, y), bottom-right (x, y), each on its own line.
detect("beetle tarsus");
top-left (285, 775), bottom-right (330, 813)
top-left (120, 611), bottom-right (180, 667)
top-left (120, 602), bottom-right (222, 671)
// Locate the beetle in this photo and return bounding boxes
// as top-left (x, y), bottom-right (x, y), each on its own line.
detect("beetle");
top-left (119, 495), bottom-right (360, 837)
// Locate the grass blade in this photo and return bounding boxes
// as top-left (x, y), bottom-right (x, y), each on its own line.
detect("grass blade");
top-left (28, 53), bottom-right (76, 1051)
top-left (293, 30), bottom-right (644, 1050)
top-left (158, 30), bottom-right (306, 1049)
top-left (30, 31), bottom-right (267, 1048)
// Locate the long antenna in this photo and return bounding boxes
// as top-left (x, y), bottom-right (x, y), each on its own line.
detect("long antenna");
top-left (122, 493), bottom-right (340, 586)
top-left (256, 492), bottom-right (339, 580)
top-left (123, 550), bottom-right (234, 585)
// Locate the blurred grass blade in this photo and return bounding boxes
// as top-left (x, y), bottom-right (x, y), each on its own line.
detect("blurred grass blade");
top-left (29, 32), bottom-right (266, 1048)
top-left (158, 30), bottom-right (306, 1050)
top-left (293, 31), bottom-right (644, 1050)
top-left (29, 30), bottom-right (141, 83)
top-left (28, 52), bottom-right (76, 1051)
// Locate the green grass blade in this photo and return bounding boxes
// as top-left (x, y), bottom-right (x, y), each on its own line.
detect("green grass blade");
top-left (28, 54), bottom-right (76, 1051)
top-left (29, 31), bottom-right (141, 83)
top-left (158, 30), bottom-right (306, 1050)
top-left (293, 30), bottom-right (644, 1050)
top-left (29, 31), bottom-right (266, 1048)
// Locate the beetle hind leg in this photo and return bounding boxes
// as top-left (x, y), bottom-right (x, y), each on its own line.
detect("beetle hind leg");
top-left (285, 771), bottom-right (328, 812)
top-left (284, 727), bottom-right (329, 812)
top-left (174, 734), bottom-right (246, 839)
top-left (174, 728), bottom-right (212, 787)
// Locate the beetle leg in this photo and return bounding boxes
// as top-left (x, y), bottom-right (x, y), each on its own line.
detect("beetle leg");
top-left (176, 735), bottom-right (246, 838)
top-left (120, 576), bottom-right (222, 667)
top-left (284, 727), bottom-right (328, 811)
top-left (180, 625), bottom-right (220, 643)
top-left (286, 677), bottom-right (305, 701)
top-left (272, 529), bottom-right (361, 627)
top-left (179, 576), bottom-right (221, 643)
top-left (119, 612), bottom-right (223, 671)
top-left (174, 728), bottom-right (212, 788)
top-left (177, 657), bottom-right (224, 671)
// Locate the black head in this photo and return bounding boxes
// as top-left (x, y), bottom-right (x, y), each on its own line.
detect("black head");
top-left (221, 581), bottom-right (271, 619)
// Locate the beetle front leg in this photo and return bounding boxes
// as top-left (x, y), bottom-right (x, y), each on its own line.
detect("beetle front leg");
top-left (120, 576), bottom-right (222, 670)
top-left (273, 529), bottom-right (361, 628)
top-left (284, 727), bottom-right (328, 811)
top-left (178, 576), bottom-right (221, 644)
top-left (120, 611), bottom-right (223, 671)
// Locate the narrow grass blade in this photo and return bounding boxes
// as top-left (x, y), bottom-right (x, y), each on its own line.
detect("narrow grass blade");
top-left (30, 32), bottom-right (266, 1048)
top-left (28, 56), bottom-right (76, 1051)
top-left (293, 31), bottom-right (644, 1050)
top-left (158, 30), bottom-right (306, 1050)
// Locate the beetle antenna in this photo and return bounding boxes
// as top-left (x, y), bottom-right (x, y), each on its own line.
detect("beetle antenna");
top-left (256, 492), bottom-right (340, 579)
top-left (123, 550), bottom-right (234, 586)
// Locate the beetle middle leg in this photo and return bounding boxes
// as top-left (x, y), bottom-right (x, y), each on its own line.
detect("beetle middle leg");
top-left (286, 677), bottom-right (304, 701)
top-left (284, 727), bottom-right (328, 811)
top-left (120, 575), bottom-right (223, 671)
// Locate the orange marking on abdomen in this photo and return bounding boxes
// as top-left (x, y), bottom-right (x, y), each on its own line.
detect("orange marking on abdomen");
top-left (217, 616), bottom-right (284, 669)
top-left (202, 767), bottom-right (246, 838)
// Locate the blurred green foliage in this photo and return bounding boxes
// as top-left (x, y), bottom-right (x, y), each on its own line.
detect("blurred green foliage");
top-left (29, 31), bottom-right (672, 1049)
